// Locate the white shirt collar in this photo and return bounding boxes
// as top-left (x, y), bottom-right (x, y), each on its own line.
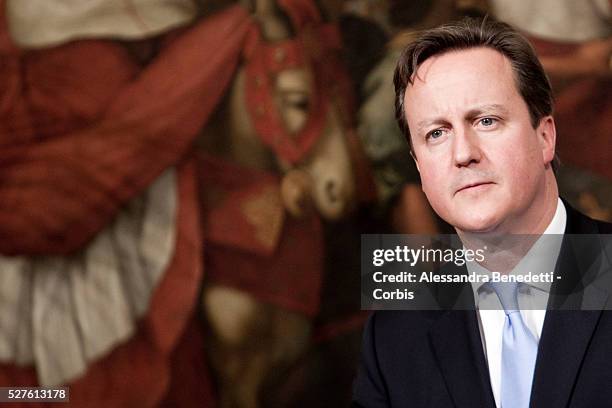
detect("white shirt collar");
top-left (544, 197), bottom-right (567, 236)
top-left (468, 198), bottom-right (567, 299)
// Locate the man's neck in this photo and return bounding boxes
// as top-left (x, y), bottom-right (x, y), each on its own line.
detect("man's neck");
top-left (459, 191), bottom-right (563, 274)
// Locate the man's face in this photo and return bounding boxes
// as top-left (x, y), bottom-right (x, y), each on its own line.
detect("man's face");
top-left (404, 47), bottom-right (556, 234)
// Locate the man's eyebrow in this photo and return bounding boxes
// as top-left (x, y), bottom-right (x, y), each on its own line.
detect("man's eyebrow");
top-left (464, 104), bottom-right (510, 118)
top-left (415, 117), bottom-right (448, 133)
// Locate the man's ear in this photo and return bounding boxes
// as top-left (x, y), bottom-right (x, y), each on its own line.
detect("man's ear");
top-left (537, 116), bottom-right (556, 166)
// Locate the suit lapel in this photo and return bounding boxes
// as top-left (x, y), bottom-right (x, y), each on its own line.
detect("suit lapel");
top-left (531, 204), bottom-right (610, 408)
top-left (530, 309), bottom-right (604, 408)
top-left (429, 310), bottom-right (496, 408)
top-left (427, 260), bottom-right (495, 407)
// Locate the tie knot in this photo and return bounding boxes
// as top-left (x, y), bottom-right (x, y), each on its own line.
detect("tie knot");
top-left (486, 281), bottom-right (520, 314)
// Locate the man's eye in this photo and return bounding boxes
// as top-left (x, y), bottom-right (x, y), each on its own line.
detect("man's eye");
top-left (428, 129), bottom-right (444, 139)
top-left (479, 117), bottom-right (497, 127)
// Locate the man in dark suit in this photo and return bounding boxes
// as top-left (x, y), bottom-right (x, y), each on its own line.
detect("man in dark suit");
top-left (353, 18), bottom-right (612, 408)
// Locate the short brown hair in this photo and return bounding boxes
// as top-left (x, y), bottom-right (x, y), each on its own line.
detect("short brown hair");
top-left (394, 18), bottom-right (556, 162)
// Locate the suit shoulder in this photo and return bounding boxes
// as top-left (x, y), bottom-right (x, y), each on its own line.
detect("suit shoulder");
top-left (564, 202), bottom-right (612, 234)
top-left (595, 218), bottom-right (612, 234)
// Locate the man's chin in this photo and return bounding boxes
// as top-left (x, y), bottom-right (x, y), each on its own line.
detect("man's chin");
top-left (447, 194), bottom-right (506, 228)
top-left (450, 209), bottom-right (503, 235)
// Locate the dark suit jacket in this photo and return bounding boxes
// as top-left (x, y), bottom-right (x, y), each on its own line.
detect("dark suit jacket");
top-left (353, 204), bottom-right (612, 407)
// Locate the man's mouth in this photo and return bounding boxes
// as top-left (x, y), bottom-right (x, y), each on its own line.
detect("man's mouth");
top-left (455, 182), bottom-right (495, 195)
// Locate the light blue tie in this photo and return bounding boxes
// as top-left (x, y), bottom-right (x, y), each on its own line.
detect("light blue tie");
top-left (488, 282), bottom-right (538, 408)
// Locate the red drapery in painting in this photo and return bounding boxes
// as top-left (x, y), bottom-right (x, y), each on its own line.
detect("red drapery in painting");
top-left (0, 4), bottom-right (253, 255)
top-left (0, 4), bottom-right (253, 406)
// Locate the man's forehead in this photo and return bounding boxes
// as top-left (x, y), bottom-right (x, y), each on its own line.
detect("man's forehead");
top-left (404, 47), bottom-right (519, 115)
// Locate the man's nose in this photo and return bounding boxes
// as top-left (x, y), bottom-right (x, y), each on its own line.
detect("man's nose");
top-left (452, 126), bottom-right (482, 167)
